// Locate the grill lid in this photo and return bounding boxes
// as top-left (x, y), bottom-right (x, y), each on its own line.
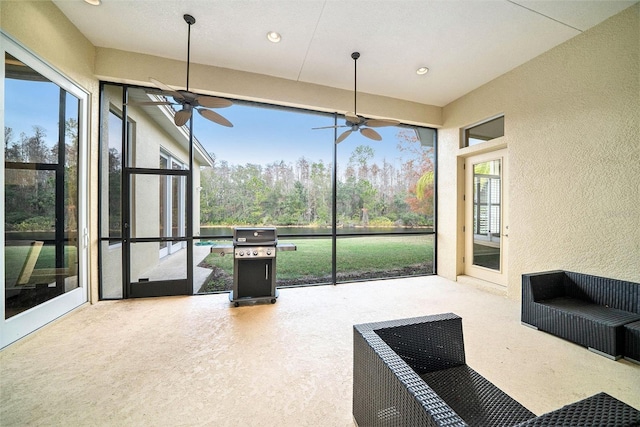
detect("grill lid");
top-left (233, 227), bottom-right (277, 246)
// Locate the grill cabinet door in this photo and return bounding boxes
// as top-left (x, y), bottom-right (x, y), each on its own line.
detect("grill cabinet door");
top-left (235, 258), bottom-right (274, 299)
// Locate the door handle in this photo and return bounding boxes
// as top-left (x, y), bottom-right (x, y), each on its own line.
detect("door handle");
top-left (265, 265), bottom-right (269, 280)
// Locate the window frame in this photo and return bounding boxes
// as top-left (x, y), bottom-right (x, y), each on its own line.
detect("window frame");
top-left (462, 114), bottom-right (505, 148)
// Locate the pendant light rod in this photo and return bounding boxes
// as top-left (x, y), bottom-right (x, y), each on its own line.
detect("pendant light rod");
top-left (184, 14), bottom-right (196, 91)
top-left (352, 52), bottom-right (360, 115)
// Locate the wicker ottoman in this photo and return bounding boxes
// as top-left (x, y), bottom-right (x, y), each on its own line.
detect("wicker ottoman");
top-left (624, 320), bottom-right (640, 364)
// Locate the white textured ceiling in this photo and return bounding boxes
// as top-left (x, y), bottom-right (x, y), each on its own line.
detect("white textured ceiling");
top-left (52, 0), bottom-right (636, 107)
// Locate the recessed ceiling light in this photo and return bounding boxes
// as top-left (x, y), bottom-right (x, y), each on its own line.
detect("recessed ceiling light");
top-left (416, 67), bottom-right (429, 75)
top-left (267, 31), bottom-right (282, 43)
top-left (84, 0), bottom-right (101, 5)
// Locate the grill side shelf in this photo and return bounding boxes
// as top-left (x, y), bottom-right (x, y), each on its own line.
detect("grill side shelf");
top-left (210, 245), bottom-right (233, 256)
top-left (277, 243), bottom-right (297, 252)
top-left (210, 243), bottom-right (296, 256)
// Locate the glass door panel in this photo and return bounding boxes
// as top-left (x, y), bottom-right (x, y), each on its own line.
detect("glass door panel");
top-left (3, 42), bottom-right (87, 347)
top-left (472, 160), bottom-right (501, 269)
top-left (128, 171), bottom-right (190, 297)
top-left (99, 85), bottom-right (125, 299)
top-left (4, 55), bottom-right (81, 317)
top-left (170, 160), bottom-right (186, 254)
top-left (159, 156), bottom-right (168, 256)
top-left (464, 149), bottom-right (508, 286)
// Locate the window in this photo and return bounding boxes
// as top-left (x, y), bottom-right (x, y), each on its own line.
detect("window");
top-left (107, 110), bottom-right (123, 243)
top-left (463, 115), bottom-right (504, 147)
top-left (159, 152), bottom-right (186, 258)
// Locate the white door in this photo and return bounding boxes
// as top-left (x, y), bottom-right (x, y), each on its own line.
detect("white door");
top-left (464, 149), bottom-right (508, 286)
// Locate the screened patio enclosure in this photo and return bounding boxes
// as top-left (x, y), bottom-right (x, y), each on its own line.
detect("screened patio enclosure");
top-left (98, 82), bottom-right (436, 299)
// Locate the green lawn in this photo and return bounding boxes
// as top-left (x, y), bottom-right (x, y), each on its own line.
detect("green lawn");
top-left (4, 244), bottom-right (76, 286)
top-left (198, 235), bottom-right (434, 292)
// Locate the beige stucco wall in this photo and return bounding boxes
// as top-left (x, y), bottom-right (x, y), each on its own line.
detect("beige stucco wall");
top-left (438, 4), bottom-right (640, 297)
top-left (1, 0), bottom-right (101, 303)
top-left (94, 48), bottom-right (442, 128)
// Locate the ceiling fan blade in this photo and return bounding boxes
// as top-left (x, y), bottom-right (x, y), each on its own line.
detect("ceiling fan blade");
top-left (198, 108), bottom-right (233, 128)
top-left (345, 112), bottom-right (362, 124)
top-left (150, 78), bottom-right (185, 101)
top-left (174, 109), bottom-right (192, 127)
top-left (125, 100), bottom-right (174, 106)
top-left (360, 127), bottom-right (382, 141)
top-left (336, 130), bottom-right (353, 143)
top-left (196, 96), bottom-right (233, 109)
top-left (312, 125), bottom-right (346, 130)
top-left (365, 118), bottom-right (400, 128)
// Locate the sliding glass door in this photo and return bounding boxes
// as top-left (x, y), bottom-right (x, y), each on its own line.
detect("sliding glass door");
top-left (2, 35), bottom-right (88, 347)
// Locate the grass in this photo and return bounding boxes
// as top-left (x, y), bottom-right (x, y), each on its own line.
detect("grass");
top-left (198, 235), bottom-right (434, 292)
top-left (4, 244), bottom-right (76, 286)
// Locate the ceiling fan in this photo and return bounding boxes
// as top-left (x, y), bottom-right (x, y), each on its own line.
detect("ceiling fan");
top-left (127, 14), bottom-right (233, 128)
top-left (313, 52), bottom-right (399, 143)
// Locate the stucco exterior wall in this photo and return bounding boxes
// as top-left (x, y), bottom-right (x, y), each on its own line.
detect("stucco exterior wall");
top-left (438, 4), bottom-right (640, 297)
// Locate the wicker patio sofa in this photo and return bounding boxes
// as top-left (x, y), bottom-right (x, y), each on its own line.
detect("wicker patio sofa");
top-left (521, 270), bottom-right (640, 360)
top-left (353, 313), bottom-right (640, 426)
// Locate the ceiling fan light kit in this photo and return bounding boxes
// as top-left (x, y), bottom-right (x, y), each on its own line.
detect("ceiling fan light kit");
top-left (126, 14), bottom-right (233, 128)
top-left (313, 51), bottom-right (399, 143)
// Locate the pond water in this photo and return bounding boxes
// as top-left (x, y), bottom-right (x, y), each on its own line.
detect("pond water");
top-left (199, 225), bottom-right (433, 238)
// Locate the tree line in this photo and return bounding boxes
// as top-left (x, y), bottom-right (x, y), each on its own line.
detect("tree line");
top-left (4, 122), bottom-right (78, 233)
top-left (200, 130), bottom-right (434, 227)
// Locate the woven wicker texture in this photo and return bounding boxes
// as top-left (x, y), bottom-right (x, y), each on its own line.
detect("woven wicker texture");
top-left (353, 313), bottom-right (537, 427)
top-left (374, 319), bottom-right (465, 374)
top-left (514, 392), bottom-right (640, 427)
top-left (353, 313), bottom-right (468, 426)
top-left (521, 271), bottom-right (640, 358)
top-left (564, 271), bottom-right (640, 313)
top-left (421, 365), bottom-right (535, 426)
top-left (624, 320), bottom-right (640, 363)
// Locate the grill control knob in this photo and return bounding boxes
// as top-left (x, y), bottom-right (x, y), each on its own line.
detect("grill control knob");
top-left (253, 250), bottom-right (258, 256)
top-left (266, 250), bottom-right (272, 256)
top-left (239, 251), bottom-right (244, 256)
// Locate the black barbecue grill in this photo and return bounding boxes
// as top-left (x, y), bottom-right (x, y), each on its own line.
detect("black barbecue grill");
top-left (210, 227), bottom-right (296, 306)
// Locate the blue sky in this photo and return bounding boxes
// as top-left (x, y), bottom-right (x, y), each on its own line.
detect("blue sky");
top-left (192, 100), bottom-right (413, 168)
top-left (6, 77), bottom-right (427, 169)
top-left (5, 79), bottom-right (62, 149)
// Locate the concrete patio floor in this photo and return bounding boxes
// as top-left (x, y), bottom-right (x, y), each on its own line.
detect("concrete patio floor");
top-left (1, 276), bottom-right (638, 426)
